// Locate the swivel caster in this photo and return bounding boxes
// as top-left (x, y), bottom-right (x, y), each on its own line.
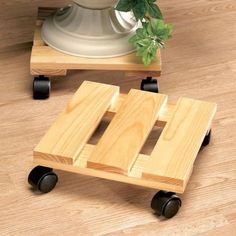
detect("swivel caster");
top-left (151, 190), bottom-right (182, 219)
top-left (33, 75), bottom-right (51, 99)
top-left (28, 166), bottom-right (58, 193)
top-left (141, 77), bottom-right (159, 93)
top-left (202, 129), bottom-right (212, 147)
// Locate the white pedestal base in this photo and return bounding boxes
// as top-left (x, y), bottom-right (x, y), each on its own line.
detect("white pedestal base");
top-left (41, 3), bottom-right (140, 58)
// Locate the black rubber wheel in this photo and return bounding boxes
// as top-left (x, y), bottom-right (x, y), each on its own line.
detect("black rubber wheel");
top-left (28, 166), bottom-right (58, 193)
top-left (141, 77), bottom-right (159, 93)
top-left (151, 190), bottom-right (181, 219)
top-left (202, 129), bottom-right (211, 147)
top-left (33, 75), bottom-right (51, 99)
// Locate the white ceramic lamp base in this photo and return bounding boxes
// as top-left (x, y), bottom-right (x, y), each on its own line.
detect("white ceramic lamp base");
top-left (41, 1), bottom-right (139, 58)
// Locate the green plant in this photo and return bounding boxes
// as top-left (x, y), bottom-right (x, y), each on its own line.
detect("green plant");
top-left (116, 0), bottom-right (173, 65)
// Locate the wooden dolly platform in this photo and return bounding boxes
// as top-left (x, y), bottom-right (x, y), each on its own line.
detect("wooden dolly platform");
top-left (28, 81), bottom-right (217, 218)
top-left (30, 7), bottom-right (162, 99)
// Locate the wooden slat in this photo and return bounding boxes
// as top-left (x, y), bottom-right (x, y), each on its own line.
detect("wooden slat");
top-left (87, 90), bottom-right (167, 175)
top-left (125, 70), bottom-right (161, 78)
top-left (33, 144), bottom-right (185, 193)
top-left (30, 68), bottom-right (67, 76)
top-left (33, 25), bottom-right (46, 47)
top-left (31, 46), bottom-right (161, 72)
top-left (142, 98), bottom-right (217, 190)
top-left (34, 81), bottom-right (119, 164)
top-left (105, 93), bottom-right (175, 128)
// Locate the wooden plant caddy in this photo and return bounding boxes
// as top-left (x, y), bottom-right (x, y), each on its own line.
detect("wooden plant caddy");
top-left (30, 7), bottom-right (162, 99)
top-left (28, 81), bottom-right (217, 219)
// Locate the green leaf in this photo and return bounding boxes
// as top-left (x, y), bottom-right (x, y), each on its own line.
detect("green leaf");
top-left (129, 19), bottom-right (172, 65)
top-left (115, 0), bottom-right (133, 12)
top-left (147, 3), bottom-right (163, 19)
top-left (132, 1), bottom-right (147, 20)
top-left (116, 0), bottom-right (173, 65)
top-left (150, 19), bottom-right (173, 41)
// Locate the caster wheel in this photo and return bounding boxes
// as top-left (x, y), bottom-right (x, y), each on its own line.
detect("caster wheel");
top-left (202, 129), bottom-right (211, 147)
top-left (28, 166), bottom-right (58, 193)
top-left (33, 75), bottom-right (51, 99)
top-left (141, 77), bottom-right (159, 93)
top-left (151, 190), bottom-right (181, 219)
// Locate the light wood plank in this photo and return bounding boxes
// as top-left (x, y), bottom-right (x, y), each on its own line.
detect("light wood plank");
top-left (33, 144), bottom-right (184, 193)
top-left (31, 46), bottom-right (161, 73)
top-left (87, 90), bottom-right (167, 175)
top-left (33, 25), bottom-right (46, 46)
top-left (105, 93), bottom-right (175, 127)
top-left (34, 81), bottom-right (119, 164)
top-left (143, 98), bottom-right (217, 190)
top-left (31, 68), bottom-right (67, 76)
top-left (125, 70), bottom-right (161, 78)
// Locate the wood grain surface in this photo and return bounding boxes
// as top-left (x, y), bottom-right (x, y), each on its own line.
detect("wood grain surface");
top-left (88, 90), bottom-right (167, 175)
top-left (0, 0), bottom-right (236, 235)
top-left (34, 88), bottom-right (216, 193)
top-left (0, 0), bottom-right (71, 50)
top-left (143, 98), bottom-right (217, 190)
top-left (31, 45), bottom-right (162, 75)
top-left (34, 81), bottom-right (119, 165)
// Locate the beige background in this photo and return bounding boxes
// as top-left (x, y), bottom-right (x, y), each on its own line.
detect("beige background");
top-left (0, 0), bottom-right (70, 50)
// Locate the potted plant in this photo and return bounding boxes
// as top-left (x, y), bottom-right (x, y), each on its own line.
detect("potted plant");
top-left (42, 0), bottom-right (172, 65)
